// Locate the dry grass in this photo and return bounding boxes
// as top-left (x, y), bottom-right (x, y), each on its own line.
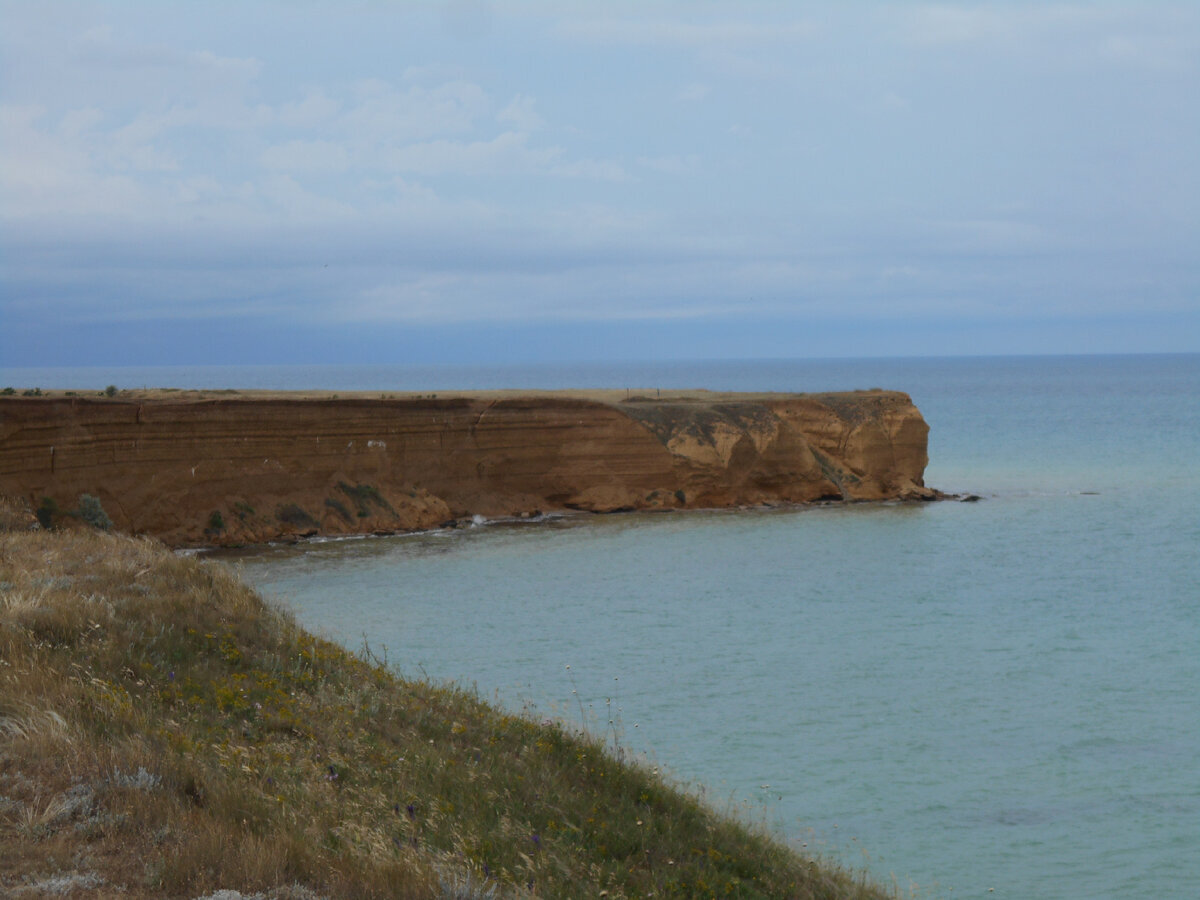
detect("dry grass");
top-left (0, 496), bottom-right (36, 534)
top-left (0, 497), bottom-right (895, 899)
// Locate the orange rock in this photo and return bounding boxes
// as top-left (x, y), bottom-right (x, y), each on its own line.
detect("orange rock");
top-left (0, 389), bottom-right (935, 547)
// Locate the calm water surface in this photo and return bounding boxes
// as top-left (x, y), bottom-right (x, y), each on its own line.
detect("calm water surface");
top-left (28, 356), bottom-right (1195, 899)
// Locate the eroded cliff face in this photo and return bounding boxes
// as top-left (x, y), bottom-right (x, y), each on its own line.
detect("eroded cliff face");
top-left (0, 391), bottom-right (934, 546)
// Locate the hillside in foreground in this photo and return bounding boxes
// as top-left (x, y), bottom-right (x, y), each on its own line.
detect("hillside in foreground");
top-left (0, 503), bottom-right (894, 899)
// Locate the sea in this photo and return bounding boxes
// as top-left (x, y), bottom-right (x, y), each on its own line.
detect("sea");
top-left (6, 354), bottom-right (1198, 899)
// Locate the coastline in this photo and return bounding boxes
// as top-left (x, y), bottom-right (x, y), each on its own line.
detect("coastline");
top-left (0, 509), bottom-right (895, 898)
top-left (0, 388), bottom-right (937, 548)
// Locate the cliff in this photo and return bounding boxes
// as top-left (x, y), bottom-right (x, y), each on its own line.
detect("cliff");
top-left (0, 389), bottom-right (935, 547)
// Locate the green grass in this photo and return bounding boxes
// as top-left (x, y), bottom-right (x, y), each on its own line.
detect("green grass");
top-left (0, 503), bottom-right (896, 899)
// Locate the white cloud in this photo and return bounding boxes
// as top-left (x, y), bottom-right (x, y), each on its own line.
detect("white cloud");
top-left (440, 0), bottom-right (494, 40)
top-left (261, 139), bottom-right (351, 174)
top-left (386, 131), bottom-right (561, 176)
top-left (255, 173), bottom-right (357, 222)
top-left (898, 4), bottom-right (1199, 71)
top-left (551, 158), bottom-right (629, 182)
top-left (271, 90), bottom-right (341, 128)
top-left (898, 6), bottom-right (1107, 46)
top-left (556, 19), bottom-right (815, 47)
top-left (497, 94), bottom-right (545, 131)
top-left (637, 155), bottom-right (700, 176)
top-left (902, 6), bottom-right (1012, 45)
top-left (58, 107), bottom-right (105, 136)
top-left (0, 49), bottom-right (629, 236)
top-left (343, 78), bottom-right (489, 141)
top-left (388, 176), bottom-right (443, 206)
top-left (72, 25), bottom-right (262, 78)
top-left (0, 104), bottom-right (145, 218)
top-left (382, 132), bottom-right (626, 181)
top-left (2, 1), bottom-right (1196, 350)
top-left (1097, 33), bottom-right (1199, 71)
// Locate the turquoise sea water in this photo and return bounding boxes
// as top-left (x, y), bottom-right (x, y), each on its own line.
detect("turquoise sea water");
top-left (11, 355), bottom-right (1198, 898)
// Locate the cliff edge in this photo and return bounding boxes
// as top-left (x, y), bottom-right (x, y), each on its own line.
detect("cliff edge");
top-left (0, 389), bottom-right (935, 546)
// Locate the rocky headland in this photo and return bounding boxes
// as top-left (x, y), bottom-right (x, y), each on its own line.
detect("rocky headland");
top-left (0, 388), bottom-right (937, 547)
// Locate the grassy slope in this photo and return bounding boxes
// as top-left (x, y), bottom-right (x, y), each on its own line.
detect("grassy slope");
top-left (0, 515), bottom-right (893, 899)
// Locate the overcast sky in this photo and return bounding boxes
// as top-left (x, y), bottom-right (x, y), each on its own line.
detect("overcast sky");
top-left (2, 0), bottom-right (1198, 366)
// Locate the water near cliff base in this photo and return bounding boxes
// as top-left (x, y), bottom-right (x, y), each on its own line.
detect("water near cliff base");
top-left (10, 355), bottom-right (1198, 899)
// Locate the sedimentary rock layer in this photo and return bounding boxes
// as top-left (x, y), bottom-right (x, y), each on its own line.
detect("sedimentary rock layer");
top-left (0, 390), bottom-right (934, 546)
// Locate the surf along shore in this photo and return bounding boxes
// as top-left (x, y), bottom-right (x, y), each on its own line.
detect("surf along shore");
top-left (0, 497), bottom-right (899, 898)
top-left (0, 387), bottom-right (938, 548)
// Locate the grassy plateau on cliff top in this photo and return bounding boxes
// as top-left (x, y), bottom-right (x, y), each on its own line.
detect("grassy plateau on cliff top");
top-left (0, 498), bottom-right (895, 899)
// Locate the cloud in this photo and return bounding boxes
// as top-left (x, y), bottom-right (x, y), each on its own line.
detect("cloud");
top-left (261, 139), bottom-right (351, 174)
top-left (386, 131), bottom-right (560, 176)
top-left (0, 35), bottom-right (626, 233)
top-left (899, 6), bottom-right (1105, 46)
top-left (550, 158), bottom-right (629, 182)
top-left (637, 155), bottom-right (700, 176)
top-left (1, 1), bottom-right (1196, 360)
top-left (897, 4), bottom-right (1200, 71)
top-left (382, 132), bottom-right (627, 181)
top-left (72, 25), bottom-right (263, 79)
top-left (497, 94), bottom-right (545, 131)
top-left (440, 0), bottom-right (494, 40)
top-left (255, 173), bottom-right (357, 221)
top-left (0, 104), bottom-right (142, 219)
top-left (1096, 32), bottom-right (1199, 72)
top-left (271, 91), bottom-right (341, 129)
top-left (556, 19), bottom-right (815, 47)
top-left (342, 78), bottom-right (490, 141)
top-left (57, 107), bottom-right (105, 136)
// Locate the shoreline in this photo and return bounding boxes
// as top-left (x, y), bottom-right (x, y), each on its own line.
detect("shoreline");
top-left (0, 513), bottom-right (896, 898)
top-left (200, 494), bottom-right (960, 557)
top-left (1, 388), bottom-right (938, 548)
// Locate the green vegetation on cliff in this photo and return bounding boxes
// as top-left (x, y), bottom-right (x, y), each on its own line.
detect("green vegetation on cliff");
top-left (0, 503), bottom-right (893, 899)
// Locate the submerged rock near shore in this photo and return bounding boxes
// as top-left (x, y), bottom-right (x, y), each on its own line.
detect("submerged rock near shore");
top-left (0, 388), bottom-right (936, 546)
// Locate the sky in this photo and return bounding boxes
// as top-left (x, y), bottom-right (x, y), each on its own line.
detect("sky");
top-left (2, 0), bottom-right (1198, 366)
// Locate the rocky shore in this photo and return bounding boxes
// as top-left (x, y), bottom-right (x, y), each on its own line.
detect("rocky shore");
top-left (0, 388), bottom-right (937, 547)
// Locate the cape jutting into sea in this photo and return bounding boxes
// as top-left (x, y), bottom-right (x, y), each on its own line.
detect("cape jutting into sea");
top-left (9, 353), bottom-right (1197, 900)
